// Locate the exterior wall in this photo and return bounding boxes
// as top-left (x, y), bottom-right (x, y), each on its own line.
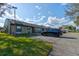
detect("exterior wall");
top-left (4, 19), bottom-right (8, 33)
top-left (42, 28), bottom-right (47, 32)
top-left (26, 27), bottom-right (32, 34)
top-left (34, 27), bottom-right (42, 33)
top-left (10, 25), bottom-right (33, 34)
top-left (4, 19), bottom-right (52, 35)
top-left (22, 26), bottom-right (27, 33)
top-left (32, 27), bottom-right (35, 33)
top-left (10, 25), bottom-right (16, 34)
top-left (10, 25), bottom-right (47, 34)
top-left (4, 19), bottom-right (11, 34)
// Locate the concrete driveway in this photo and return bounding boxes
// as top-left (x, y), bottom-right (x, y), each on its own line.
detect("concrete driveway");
top-left (31, 33), bottom-right (79, 56)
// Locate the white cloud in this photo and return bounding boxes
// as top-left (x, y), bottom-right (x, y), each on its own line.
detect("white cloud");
top-left (0, 11), bottom-right (23, 27)
top-left (25, 15), bottom-right (46, 24)
top-left (39, 16), bottom-right (46, 21)
top-left (0, 5), bottom-right (76, 28)
top-left (0, 10), bottom-right (76, 28)
top-left (45, 16), bottom-right (62, 26)
top-left (48, 11), bottom-right (53, 15)
top-left (47, 16), bottom-right (58, 24)
top-left (43, 16), bottom-right (76, 28)
top-left (61, 3), bottom-right (67, 6)
top-left (25, 18), bottom-right (34, 23)
top-left (0, 17), bottom-right (7, 27)
top-left (0, 23), bottom-right (4, 27)
top-left (5, 11), bottom-right (23, 21)
top-left (63, 21), bottom-right (76, 27)
top-left (35, 5), bottom-right (41, 10)
top-left (32, 16), bottom-right (36, 20)
top-left (0, 17), bottom-right (5, 23)
top-left (37, 13), bottom-right (41, 15)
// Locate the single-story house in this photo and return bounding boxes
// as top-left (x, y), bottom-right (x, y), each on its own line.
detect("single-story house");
top-left (4, 18), bottom-right (50, 35)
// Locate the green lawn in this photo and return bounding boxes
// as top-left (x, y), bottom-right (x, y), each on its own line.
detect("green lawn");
top-left (0, 33), bottom-right (52, 56)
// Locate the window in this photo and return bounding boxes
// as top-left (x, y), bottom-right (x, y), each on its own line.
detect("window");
top-left (42, 28), bottom-right (44, 31)
top-left (16, 26), bottom-right (22, 32)
top-left (27, 27), bottom-right (31, 30)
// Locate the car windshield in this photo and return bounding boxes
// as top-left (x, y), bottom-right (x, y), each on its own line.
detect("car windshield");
top-left (47, 29), bottom-right (60, 32)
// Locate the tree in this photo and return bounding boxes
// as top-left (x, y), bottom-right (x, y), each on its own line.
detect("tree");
top-left (0, 3), bottom-right (12, 17)
top-left (65, 3), bottom-right (79, 25)
top-left (65, 4), bottom-right (79, 16)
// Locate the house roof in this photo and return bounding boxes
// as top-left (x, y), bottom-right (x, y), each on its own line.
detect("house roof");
top-left (6, 18), bottom-right (52, 29)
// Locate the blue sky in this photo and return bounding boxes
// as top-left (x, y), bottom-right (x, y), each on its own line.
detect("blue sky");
top-left (0, 3), bottom-right (76, 27)
top-left (11, 3), bottom-right (66, 23)
top-left (12, 3), bottom-right (65, 18)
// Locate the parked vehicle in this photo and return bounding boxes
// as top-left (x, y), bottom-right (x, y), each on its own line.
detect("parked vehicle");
top-left (41, 28), bottom-right (63, 37)
top-left (61, 29), bottom-right (69, 33)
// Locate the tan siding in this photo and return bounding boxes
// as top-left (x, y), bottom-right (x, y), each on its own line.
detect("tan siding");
top-left (10, 25), bottom-right (16, 33)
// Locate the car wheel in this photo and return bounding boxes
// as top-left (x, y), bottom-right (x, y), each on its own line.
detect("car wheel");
top-left (57, 34), bottom-right (60, 37)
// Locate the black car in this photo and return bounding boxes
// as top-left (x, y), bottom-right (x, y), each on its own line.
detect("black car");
top-left (41, 28), bottom-right (63, 37)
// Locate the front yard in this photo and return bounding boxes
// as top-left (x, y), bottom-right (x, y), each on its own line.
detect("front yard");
top-left (0, 33), bottom-right (52, 56)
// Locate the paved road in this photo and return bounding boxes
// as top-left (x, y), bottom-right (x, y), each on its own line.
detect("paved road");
top-left (31, 33), bottom-right (79, 56)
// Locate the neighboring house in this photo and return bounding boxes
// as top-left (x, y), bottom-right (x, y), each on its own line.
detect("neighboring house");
top-left (76, 26), bottom-right (79, 30)
top-left (4, 18), bottom-right (50, 35)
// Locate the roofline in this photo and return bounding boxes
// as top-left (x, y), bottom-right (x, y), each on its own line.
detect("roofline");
top-left (6, 18), bottom-right (53, 29)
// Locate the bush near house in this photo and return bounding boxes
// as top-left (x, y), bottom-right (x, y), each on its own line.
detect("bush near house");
top-left (64, 25), bottom-right (78, 32)
top-left (0, 33), bottom-right (52, 56)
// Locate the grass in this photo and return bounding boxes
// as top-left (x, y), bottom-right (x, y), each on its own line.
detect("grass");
top-left (14, 33), bottom-right (30, 37)
top-left (0, 33), bottom-right (52, 56)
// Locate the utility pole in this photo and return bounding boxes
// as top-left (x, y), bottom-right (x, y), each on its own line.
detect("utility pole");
top-left (12, 6), bottom-right (17, 19)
